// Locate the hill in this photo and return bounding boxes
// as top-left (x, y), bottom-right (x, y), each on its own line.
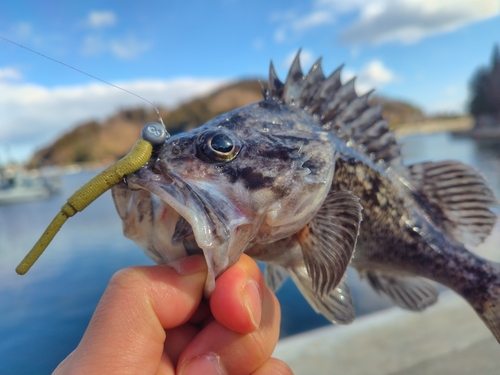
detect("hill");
top-left (28, 80), bottom-right (424, 168)
top-left (370, 96), bottom-right (425, 125)
top-left (28, 80), bottom-right (263, 168)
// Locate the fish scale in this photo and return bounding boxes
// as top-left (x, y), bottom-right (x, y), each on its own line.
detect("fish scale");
top-left (111, 52), bottom-right (500, 341)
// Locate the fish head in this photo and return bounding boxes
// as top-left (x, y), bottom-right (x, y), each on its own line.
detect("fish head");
top-left (112, 100), bottom-right (336, 294)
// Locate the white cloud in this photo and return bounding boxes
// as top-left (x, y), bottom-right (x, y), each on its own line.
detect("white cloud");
top-left (358, 60), bottom-right (396, 85)
top-left (80, 34), bottom-right (152, 59)
top-left (85, 11), bottom-right (117, 29)
top-left (426, 84), bottom-right (467, 114)
top-left (0, 78), bottom-right (228, 162)
top-left (343, 60), bottom-right (397, 94)
top-left (291, 11), bottom-right (334, 32)
top-left (274, 28), bottom-right (287, 43)
top-left (4, 22), bottom-right (46, 47)
top-left (11, 22), bottom-right (33, 39)
top-left (315, 0), bottom-right (367, 13)
top-left (269, 9), bottom-right (297, 23)
top-left (0, 66), bottom-right (22, 81)
top-left (81, 12), bottom-right (150, 59)
top-left (252, 38), bottom-right (265, 51)
top-left (272, 8), bottom-right (333, 43)
top-left (340, 0), bottom-right (500, 45)
top-left (274, 0), bottom-right (500, 45)
top-left (80, 35), bottom-right (107, 56)
top-left (279, 53), bottom-right (394, 94)
top-left (110, 35), bottom-right (152, 59)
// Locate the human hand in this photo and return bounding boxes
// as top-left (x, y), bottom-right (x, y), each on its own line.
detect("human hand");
top-left (53, 254), bottom-right (293, 375)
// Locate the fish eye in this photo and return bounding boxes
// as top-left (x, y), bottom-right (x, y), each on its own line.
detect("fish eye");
top-left (211, 133), bottom-right (233, 153)
top-left (196, 130), bottom-right (242, 163)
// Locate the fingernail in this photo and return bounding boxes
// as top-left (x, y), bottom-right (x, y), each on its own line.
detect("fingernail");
top-left (243, 280), bottom-right (262, 329)
top-left (179, 353), bottom-right (226, 375)
top-left (169, 255), bottom-right (207, 275)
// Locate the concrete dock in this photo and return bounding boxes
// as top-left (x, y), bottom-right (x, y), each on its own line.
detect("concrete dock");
top-left (274, 293), bottom-right (499, 374)
top-left (274, 223), bottom-right (500, 374)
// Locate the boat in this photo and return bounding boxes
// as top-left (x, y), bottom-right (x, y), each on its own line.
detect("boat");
top-left (0, 165), bottom-right (62, 205)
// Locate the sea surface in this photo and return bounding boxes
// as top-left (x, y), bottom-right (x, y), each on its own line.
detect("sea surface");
top-left (1, 131), bottom-right (500, 374)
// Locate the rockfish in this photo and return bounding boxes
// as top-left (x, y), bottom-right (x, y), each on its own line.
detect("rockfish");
top-left (112, 52), bottom-right (500, 341)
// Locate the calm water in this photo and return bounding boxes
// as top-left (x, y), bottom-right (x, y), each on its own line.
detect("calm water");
top-left (1, 132), bottom-right (500, 374)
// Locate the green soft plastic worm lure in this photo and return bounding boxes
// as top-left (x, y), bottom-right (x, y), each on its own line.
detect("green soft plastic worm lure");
top-left (16, 121), bottom-right (168, 275)
top-left (0, 35), bottom-right (171, 275)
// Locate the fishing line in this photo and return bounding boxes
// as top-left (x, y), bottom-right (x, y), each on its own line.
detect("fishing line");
top-left (0, 35), bottom-right (165, 126)
top-left (1, 35), bottom-right (170, 274)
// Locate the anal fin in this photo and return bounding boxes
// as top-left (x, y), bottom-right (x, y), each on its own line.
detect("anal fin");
top-left (264, 263), bottom-right (289, 293)
top-left (361, 269), bottom-right (439, 311)
top-left (289, 266), bottom-right (355, 324)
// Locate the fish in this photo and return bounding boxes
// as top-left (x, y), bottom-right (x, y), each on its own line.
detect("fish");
top-left (112, 51), bottom-right (500, 341)
top-left (111, 60), bottom-right (364, 321)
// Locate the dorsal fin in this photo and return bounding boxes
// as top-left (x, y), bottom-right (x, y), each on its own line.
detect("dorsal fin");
top-left (409, 160), bottom-right (498, 246)
top-left (336, 90), bottom-right (373, 124)
top-left (283, 50), bottom-right (304, 104)
top-left (321, 77), bottom-right (357, 123)
top-left (299, 58), bottom-right (325, 108)
top-left (268, 61), bottom-right (284, 99)
top-left (309, 64), bottom-right (343, 115)
top-left (267, 52), bottom-right (403, 169)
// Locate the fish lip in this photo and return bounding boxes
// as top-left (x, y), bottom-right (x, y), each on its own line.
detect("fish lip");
top-left (126, 167), bottom-right (230, 248)
top-left (124, 166), bottom-right (251, 294)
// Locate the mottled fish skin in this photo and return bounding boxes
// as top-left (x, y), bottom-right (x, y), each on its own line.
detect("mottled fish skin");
top-left (112, 95), bottom-right (362, 301)
top-left (262, 52), bottom-right (500, 341)
top-left (113, 51), bottom-right (500, 341)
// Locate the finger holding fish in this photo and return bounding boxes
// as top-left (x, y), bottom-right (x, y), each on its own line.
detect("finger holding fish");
top-left (13, 43), bottom-right (500, 349)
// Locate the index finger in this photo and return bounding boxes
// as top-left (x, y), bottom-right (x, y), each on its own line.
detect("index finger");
top-left (54, 255), bottom-right (208, 375)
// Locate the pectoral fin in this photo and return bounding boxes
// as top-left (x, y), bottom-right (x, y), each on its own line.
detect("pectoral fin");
top-left (361, 269), bottom-right (439, 311)
top-left (289, 266), bottom-right (354, 324)
top-left (295, 189), bottom-right (362, 295)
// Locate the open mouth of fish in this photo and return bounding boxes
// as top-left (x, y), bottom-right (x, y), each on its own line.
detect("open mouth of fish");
top-left (112, 166), bottom-right (253, 293)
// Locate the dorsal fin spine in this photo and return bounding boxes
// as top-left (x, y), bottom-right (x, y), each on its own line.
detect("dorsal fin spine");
top-left (346, 104), bottom-right (384, 136)
top-left (267, 52), bottom-right (404, 171)
top-left (309, 65), bottom-right (343, 114)
top-left (299, 58), bottom-right (325, 108)
top-left (268, 61), bottom-right (284, 99)
top-left (283, 50), bottom-right (304, 104)
top-left (338, 91), bottom-right (372, 124)
top-left (320, 78), bottom-right (357, 123)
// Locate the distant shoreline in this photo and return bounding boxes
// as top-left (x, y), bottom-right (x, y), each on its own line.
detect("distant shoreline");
top-left (394, 116), bottom-right (473, 138)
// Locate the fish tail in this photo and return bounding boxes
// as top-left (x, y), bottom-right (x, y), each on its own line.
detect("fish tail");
top-left (477, 299), bottom-right (500, 343)
top-left (466, 263), bottom-right (500, 343)
top-left (474, 274), bottom-right (500, 343)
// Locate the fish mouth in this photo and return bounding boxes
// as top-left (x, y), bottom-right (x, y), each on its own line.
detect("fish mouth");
top-left (112, 166), bottom-right (252, 294)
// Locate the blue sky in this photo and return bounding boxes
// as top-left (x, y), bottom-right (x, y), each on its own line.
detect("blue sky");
top-left (0, 0), bottom-right (499, 162)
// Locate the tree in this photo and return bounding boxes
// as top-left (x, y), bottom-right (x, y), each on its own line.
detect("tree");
top-left (469, 44), bottom-right (500, 117)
